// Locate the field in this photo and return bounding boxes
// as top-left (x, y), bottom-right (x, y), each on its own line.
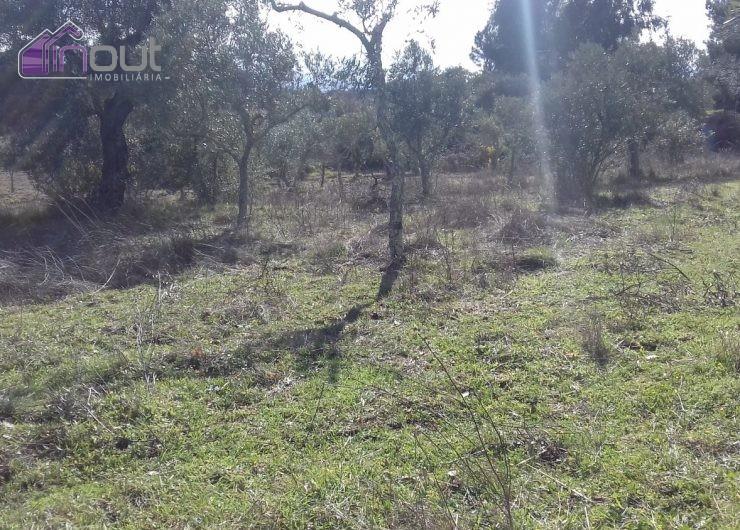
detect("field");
top-left (0, 164), bottom-right (738, 528)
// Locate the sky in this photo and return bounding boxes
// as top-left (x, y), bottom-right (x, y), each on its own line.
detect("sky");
top-left (267, 0), bottom-right (712, 70)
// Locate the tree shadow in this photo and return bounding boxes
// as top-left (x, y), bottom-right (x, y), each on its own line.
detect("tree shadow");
top-left (272, 258), bottom-right (405, 382)
top-left (272, 302), bottom-right (372, 383)
top-left (213, 255), bottom-right (405, 386)
top-left (377, 259), bottom-right (403, 300)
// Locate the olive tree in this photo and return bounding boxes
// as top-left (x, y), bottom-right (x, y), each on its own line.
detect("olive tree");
top-left (263, 111), bottom-right (325, 188)
top-left (174, 0), bottom-right (313, 230)
top-left (545, 44), bottom-right (631, 206)
top-left (270, 0), bottom-right (425, 265)
top-left (491, 96), bottom-right (534, 185)
top-left (547, 40), bottom-right (706, 206)
top-left (388, 41), bottom-right (468, 197)
top-left (224, 9), bottom-right (305, 230)
top-left (0, 0), bottom-right (172, 211)
top-left (615, 39), bottom-right (705, 181)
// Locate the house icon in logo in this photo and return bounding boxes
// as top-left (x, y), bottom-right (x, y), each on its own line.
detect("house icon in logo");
top-left (18, 20), bottom-right (87, 79)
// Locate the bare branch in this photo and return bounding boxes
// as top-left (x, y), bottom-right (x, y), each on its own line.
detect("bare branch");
top-left (269, 1), bottom-right (372, 50)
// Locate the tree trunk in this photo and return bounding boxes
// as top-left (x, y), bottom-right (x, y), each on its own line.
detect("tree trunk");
top-left (420, 158), bottom-right (431, 197)
top-left (95, 93), bottom-right (133, 212)
top-left (388, 160), bottom-right (405, 263)
top-left (382, 130), bottom-right (404, 263)
top-left (384, 150), bottom-right (404, 265)
top-left (9, 169), bottom-right (14, 194)
top-left (508, 147), bottom-right (516, 186)
top-left (210, 155), bottom-right (219, 204)
top-left (320, 163), bottom-right (326, 188)
top-left (331, 154), bottom-right (344, 198)
top-left (369, 45), bottom-right (405, 266)
top-left (628, 138), bottom-right (641, 182)
top-left (555, 164), bottom-right (592, 210)
top-left (236, 143), bottom-right (254, 231)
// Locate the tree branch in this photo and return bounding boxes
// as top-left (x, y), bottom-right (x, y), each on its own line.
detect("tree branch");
top-left (269, 1), bottom-right (371, 50)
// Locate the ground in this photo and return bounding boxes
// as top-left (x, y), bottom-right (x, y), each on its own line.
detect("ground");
top-left (0, 166), bottom-right (738, 528)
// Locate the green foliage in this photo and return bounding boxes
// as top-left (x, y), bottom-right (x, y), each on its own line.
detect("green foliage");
top-left (706, 0), bottom-right (740, 113)
top-left (263, 112), bottom-right (325, 187)
top-left (388, 41), bottom-right (469, 193)
top-left (492, 96), bottom-right (535, 182)
top-left (546, 39), bottom-right (705, 205)
top-left (655, 112), bottom-right (704, 163)
top-left (23, 115), bottom-right (103, 200)
top-left (330, 101), bottom-right (384, 175)
top-left (472, 0), bottom-right (664, 74)
top-left (546, 44), bottom-right (629, 205)
top-left (471, 0), bottom-right (553, 74)
top-left (550, 0), bottom-right (664, 59)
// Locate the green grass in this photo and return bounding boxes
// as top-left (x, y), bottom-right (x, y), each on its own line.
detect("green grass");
top-left (1, 180), bottom-right (738, 528)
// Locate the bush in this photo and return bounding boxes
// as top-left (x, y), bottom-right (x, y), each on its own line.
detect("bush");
top-left (498, 209), bottom-right (549, 246)
top-left (25, 116), bottom-right (103, 200)
top-left (438, 195), bottom-right (493, 228)
top-left (705, 111), bottom-right (740, 152)
top-left (546, 44), bottom-right (626, 206)
top-left (655, 112), bottom-right (703, 163)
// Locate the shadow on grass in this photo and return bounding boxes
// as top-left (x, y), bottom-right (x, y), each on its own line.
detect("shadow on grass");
top-left (264, 257), bottom-right (405, 382)
top-left (271, 303), bottom-right (373, 383)
top-left (377, 259), bottom-right (403, 300)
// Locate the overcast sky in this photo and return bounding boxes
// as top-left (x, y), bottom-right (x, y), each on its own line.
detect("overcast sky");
top-left (267, 0), bottom-right (712, 70)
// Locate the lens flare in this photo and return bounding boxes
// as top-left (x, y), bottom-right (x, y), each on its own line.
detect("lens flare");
top-left (520, 0), bottom-right (554, 203)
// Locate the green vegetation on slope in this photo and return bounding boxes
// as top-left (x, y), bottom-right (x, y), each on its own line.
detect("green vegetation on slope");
top-left (1, 181), bottom-right (738, 528)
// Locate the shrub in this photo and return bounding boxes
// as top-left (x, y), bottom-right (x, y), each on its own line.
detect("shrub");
top-left (546, 45), bottom-right (628, 206)
top-left (705, 111), bottom-right (740, 152)
top-left (656, 112), bottom-right (703, 164)
top-left (309, 237), bottom-right (347, 274)
top-left (25, 116), bottom-right (103, 200)
top-left (498, 209), bottom-right (549, 246)
top-left (438, 195), bottom-right (493, 229)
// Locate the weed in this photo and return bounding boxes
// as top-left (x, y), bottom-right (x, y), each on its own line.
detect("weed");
top-left (129, 275), bottom-right (172, 387)
top-left (715, 330), bottom-right (739, 373)
top-left (581, 311), bottom-right (612, 367)
top-left (416, 338), bottom-right (514, 529)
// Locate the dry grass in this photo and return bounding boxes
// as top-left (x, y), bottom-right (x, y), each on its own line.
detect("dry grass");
top-left (580, 311), bottom-right (612, 367)
top-left (0, 156), bottom-right (736, 309)
top-left (715, 330), bottom-right (740, 373)
top-left (0, 171), bottom-right (49, 214)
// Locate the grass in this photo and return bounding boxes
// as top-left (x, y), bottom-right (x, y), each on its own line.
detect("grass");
top-left (0, 170), bottom-right (738, 528)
